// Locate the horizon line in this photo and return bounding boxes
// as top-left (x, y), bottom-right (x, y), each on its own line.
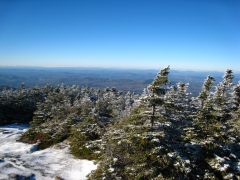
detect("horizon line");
top-left (0, 65), bottom-right (238, 73)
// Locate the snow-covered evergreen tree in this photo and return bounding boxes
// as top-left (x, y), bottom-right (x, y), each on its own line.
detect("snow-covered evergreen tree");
top-left (146, 66), bottom-right (170, 126)
top-left (198, 76), bottom-right (215, 108)
top-left (213, 69), bottom-right (234, 122)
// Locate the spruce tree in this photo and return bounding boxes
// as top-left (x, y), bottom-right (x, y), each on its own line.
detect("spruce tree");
top-left (147, 66), bottom-right (170, 127)
top-left (213, 69), bottom-right (234, 122)
top-left (195, 75), bottom-right (215, 137)
top-left (198, 76), bottom-right (215, 108)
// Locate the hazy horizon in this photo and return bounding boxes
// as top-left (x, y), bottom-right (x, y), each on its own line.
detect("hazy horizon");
top-left (0, 65), bottom-right (239, 73)
top-left (3, 64), bottom-right (240, 96)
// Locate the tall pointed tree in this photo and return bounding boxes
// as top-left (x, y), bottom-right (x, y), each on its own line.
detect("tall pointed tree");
top-left (213, 69), bottom-right (234, 122)
top-left (198, 76), bottom-right (215, 108)
top-left (147, 66), bottom-right (170, 127)
top-left (195, 75), bottom-right (215, 136)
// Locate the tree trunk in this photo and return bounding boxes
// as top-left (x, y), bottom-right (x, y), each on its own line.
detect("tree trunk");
top-left (151, 105), bottom-right (155, 127)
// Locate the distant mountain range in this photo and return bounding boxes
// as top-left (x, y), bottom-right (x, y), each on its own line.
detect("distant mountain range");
top-left (0, 67), bottom-right (239, 95)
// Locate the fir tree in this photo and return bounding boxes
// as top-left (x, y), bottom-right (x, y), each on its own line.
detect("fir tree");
top-left (213, 69), bottom-right (234, 122)
top-left (147, 66), bottom-right (170, 127)
top-left (195, 75), bottom-right (216, 137)
top-left (198, 76), bottom-right (215, 108)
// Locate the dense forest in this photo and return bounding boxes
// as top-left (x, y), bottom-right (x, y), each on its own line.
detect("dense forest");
top-left (0, 67), bottom-right (239, 179)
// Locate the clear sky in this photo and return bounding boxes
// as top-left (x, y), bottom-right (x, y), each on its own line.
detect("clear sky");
top-left (0, 0), bottom-right (239, 71)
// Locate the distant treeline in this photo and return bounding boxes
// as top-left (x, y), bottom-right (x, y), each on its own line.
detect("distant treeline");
top-left (1, 67), bottom-right (239, 95)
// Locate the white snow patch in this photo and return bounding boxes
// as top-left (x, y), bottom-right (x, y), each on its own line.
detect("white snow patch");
top-left (0, 124), bottom-right (97, 180)
top-left (167, 152), bottom-right (176, 158)
top-left (237, 162), bottom-right (240, 172)
top-left (215, 155), bottom-right (224, 163)
top-left (108, 167), bottom-right (114, 173)
top-left (151, 138), bottom-right (160, 143)
top-left (219, 164), bottom-right (230, 172)
top-left (113, 158), bottom-right (118, 163)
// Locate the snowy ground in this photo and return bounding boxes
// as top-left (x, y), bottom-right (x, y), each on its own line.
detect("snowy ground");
top-left (0, 124), bottom-right (97, 180)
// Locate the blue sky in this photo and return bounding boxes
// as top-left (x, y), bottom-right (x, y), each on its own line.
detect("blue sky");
top-left (0, 0), bottom-right (239, 71)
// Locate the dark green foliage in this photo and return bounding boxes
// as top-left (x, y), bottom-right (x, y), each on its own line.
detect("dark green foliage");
top-left (233, 84), bottom-right (240, 108)
top-left (69, 117), bottom-right (103, 160)
top-left (70, 129), bottom-right (99, 160)
top-left (146, 66), bottom-right (170, 127)
top-left (19, 127), bottom-right (68, 149)
top-left (0, 88), bottom-right (45, 125)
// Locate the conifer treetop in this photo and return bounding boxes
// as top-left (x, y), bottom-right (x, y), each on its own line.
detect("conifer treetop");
top-left (198, 75), bottom-right (215, 102)
top-left (149, 66), bottom-right (170, 93)
top-left (223, 69), bottom-right (234, 87)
